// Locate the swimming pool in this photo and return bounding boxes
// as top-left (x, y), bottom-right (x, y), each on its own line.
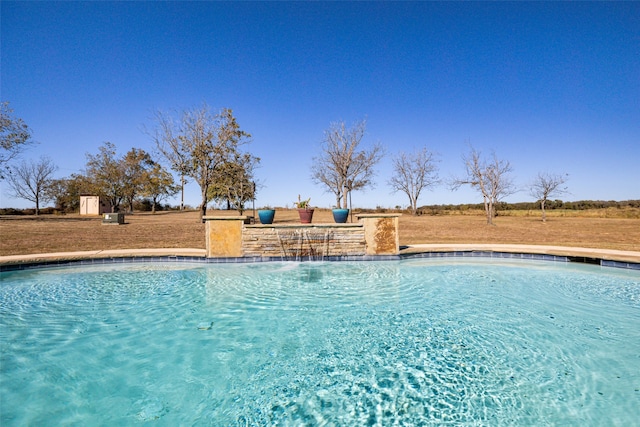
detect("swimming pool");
top-left (1, 259), bottom-right (639, 425)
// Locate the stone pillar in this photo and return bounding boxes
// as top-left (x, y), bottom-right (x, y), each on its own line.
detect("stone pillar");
top-left (356, 213), bottom-right (401, 256)
top-left (203, 216), bottom-right (246, 258)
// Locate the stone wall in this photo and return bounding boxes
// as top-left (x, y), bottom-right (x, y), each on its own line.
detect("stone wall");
top-left (204, 216), bottom-right (244, 258)
top-left (203, 214), bottom-right (401, 259)
top-left (359, 214), bottom-right (400, 256)
top-left (243, 224), bottom-right (365, 258)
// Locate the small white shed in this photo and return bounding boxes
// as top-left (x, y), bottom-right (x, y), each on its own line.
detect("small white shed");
top-left (79, 195), bottom-right (111, 215)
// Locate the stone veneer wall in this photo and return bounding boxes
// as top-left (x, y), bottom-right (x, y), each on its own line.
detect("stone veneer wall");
top-left (243, 224), bottom-right (366, 258)
top-left (203, 214), bottom-right (401, 258)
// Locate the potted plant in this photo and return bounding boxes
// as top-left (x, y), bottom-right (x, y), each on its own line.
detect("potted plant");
top-left (257, 207), bottom-right (276, 224)
top-left (332, 207), bottom-right (349, 223)
top-left (294, 195), bottom-right (314, 224)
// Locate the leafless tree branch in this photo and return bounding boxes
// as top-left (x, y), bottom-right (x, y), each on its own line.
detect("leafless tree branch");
top-left (7, 156), bottom-right (57, 215)
top-left (529, 172), bottom-right (569, 222)
top-left (388, 147), bottom-right (440, 215)
top-left (451, 145), bottom-right (515, 225)
top-left (311, 119), bottom-right (384, 209)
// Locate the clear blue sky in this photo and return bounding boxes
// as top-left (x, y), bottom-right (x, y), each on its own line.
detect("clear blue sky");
top-left (2, 1), bottom-right (639, 210)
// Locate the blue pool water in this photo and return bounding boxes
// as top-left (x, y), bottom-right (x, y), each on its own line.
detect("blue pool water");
top-left (1, 259), bottom-right (639, 425)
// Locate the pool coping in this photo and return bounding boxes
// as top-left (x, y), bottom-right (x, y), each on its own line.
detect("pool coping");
top-left (400, 245), bottom-right (640, 270)
top-left (1, 244), bottom-right (639, 272)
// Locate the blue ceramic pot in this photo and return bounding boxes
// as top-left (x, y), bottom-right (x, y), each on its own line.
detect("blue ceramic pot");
top-left (258, 209), bottom-right (276, 224)
top-left (332, 208), bottom-right (349, 223)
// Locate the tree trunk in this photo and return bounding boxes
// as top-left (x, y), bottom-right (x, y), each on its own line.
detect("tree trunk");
top-left (541, 199), bottom-right (547, 222)
top-left (180, 175), bottom-right (185, 211)
top-left (199, 201), bottom-right (207, 219)
top-left (200, 188), bottom-right (208, 219)
top-left (410, 197), bottom-right (417, 216)
top-left (486, 200), bottom-right (494, 225)
top-left (483, 197), bottom-right (491, 225)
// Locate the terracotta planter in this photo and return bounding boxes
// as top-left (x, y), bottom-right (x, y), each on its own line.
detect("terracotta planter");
top-left (297, 208), bottom-right (314, 224)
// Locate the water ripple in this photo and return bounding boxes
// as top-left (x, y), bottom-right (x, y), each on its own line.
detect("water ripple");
top-left (1, 260), bottom-right (638, 426)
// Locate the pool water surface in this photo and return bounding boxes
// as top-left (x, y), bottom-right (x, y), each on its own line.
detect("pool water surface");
top-left (1, 259), bottom-right (639, 425)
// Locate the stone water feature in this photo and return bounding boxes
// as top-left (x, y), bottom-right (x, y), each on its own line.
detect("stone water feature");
top-left (203, 213), bottom-right (401, 260)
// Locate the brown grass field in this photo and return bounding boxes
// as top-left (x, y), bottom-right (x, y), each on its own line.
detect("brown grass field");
top-left (1, 208), bottom-right (639, 257)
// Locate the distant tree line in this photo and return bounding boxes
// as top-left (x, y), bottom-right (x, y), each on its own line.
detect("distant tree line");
top-left (3, 100), bottom-right (636, 224)
top-left (43, 142), bottom-right (180, 214)
top-left (416, 199), bottom-right (640, 214)
top-left (1, 102), bottom-right (258, 217)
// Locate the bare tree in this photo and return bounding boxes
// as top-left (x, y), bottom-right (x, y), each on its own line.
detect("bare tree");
top-left (7, 156), bottom-right (58, 215)
top-left (451, 146), bottom-right (516, 225)
top-left (1, 101), bottom-right (35, 179)
top-left (529, 172), bottom-right (569, 222)
top-left (151, 105), bottom-right (252, 218)
top-left (389, 147), bottom-right (440, 215)
top-left (311, 119), bottom-right (384, 209)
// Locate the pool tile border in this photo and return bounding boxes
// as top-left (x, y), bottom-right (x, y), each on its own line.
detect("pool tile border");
top-left (402, 250), bottom-right (570, 263)
top-left (1, 250), bottom-right (639, 272)
top-left (600, 259), bottom-right (640, 270)
top-left (0, 254), bottom-right (404, 272)
top-left (401, 251), bottom-right (639, 270)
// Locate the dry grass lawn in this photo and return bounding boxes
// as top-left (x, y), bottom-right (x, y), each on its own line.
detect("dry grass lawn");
top-left (1, 208), bottom-right (639, 257)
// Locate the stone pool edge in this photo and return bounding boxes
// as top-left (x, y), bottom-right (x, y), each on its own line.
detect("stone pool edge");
top-left (400, 244), bottom-right (640, 270)
top-left (1, 245), bottom-right (639, 272)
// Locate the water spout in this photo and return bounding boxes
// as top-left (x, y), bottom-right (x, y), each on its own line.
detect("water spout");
top-left (275, 229), bottom-right (331, 261)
